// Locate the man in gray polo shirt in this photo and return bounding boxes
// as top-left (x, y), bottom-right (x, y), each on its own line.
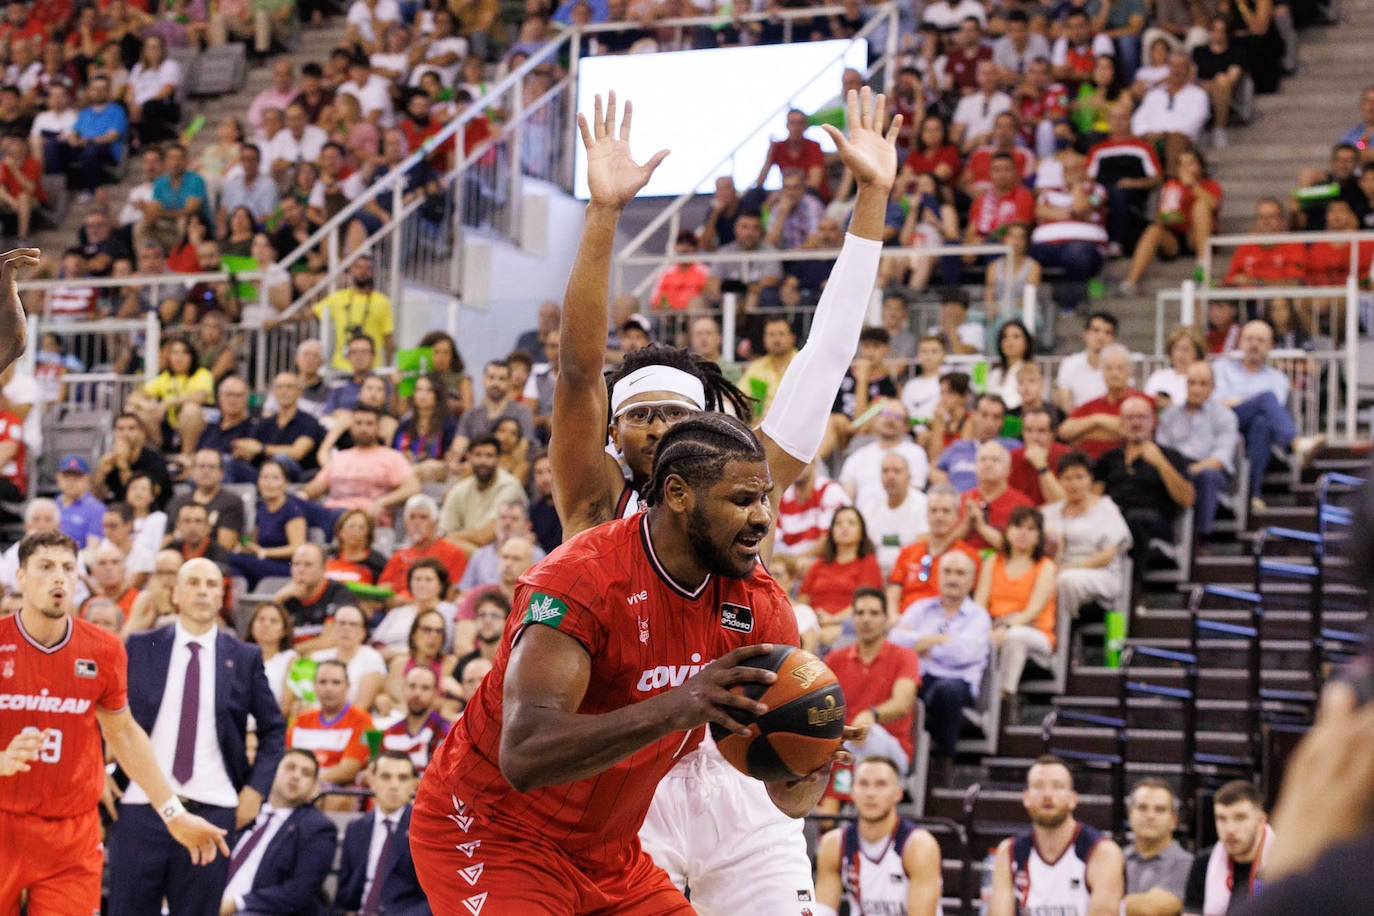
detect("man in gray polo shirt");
top-left (1156, 361), bottom-right (1239, 542)
top-left (1123, 778), bottom-right (1192, 915)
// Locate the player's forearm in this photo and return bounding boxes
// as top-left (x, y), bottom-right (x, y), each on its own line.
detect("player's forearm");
top-left (847, 183), bottom-right (891, 242)
top-left (106, 720), bottom-right (178, 810)
top-left (559, 204), bottom-right (620, 386)
top-left (766, 765), bottom-right (829, 817)
top-left (500, 699), bottom-right (676, 792)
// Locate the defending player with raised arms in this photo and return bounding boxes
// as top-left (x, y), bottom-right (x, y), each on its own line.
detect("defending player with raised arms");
top-left (411, 414), bottom-right (863, 915)
top-left (0, 530), bottom-right (229, 913)
top-left (815, 755), bottom-right (944, 916)
top-left (551, 87), bottom-right (900, 914)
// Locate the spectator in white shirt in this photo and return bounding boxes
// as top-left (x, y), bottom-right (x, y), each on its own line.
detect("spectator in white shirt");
top-left (859, 452), bottom-right (931, 575)
top-left (922, 0), bottom-right (987, 31)
top-left (338, 53), bottom-right (395, 128)
top-left (840, 398), bottom-right (932, 506)
top-left (123, 34), bottom-right (183, 147)
top-left (264, 101), bottom-right (327, 178)
top-left (1055, 310), bottom-right (1118, 411)
top-left (1131, 51), bottom-right (1211, 170)
top-left (370, 22), bottom-right (412, 84)
top-left (409, 9), bottom-right (467, 87)
top-left (346, 0), bottom-right (401, 53)
top-left (30, 83), bottom-right (75, 176)
top-left (951, 61), bottom-right (1013, 151)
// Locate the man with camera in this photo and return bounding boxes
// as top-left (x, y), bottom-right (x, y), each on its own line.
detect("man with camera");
top-left (313, 254), bottom-right (394, 371)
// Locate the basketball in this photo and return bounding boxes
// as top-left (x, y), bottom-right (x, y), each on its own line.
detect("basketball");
top-left (710, 646), bottom-right (847, 782)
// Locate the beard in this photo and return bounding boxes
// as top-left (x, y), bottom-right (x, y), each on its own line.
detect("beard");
top-left (1029, 806), bottom-right (1071, 830)
top-left (685, 506), bottom-right (765, 580)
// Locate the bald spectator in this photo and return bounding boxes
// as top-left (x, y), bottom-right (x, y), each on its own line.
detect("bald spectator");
top-left (457, 499), bottom-right (546, 592)
top-left (87, 541), bottom-right (140, 615)
top-left (378, 494), bottom-right (470, 602)
top-left (887, 484), bottom-right (983, 620)
top-left (1059, 345), bottom-right (1150, 460)
top-left (951, 61), bottom-right (1013, 152)
top-left (858, 452), bottom-right (930, 575)
top-left (688, 316), bottom-right (723, 363)
top-left (1223, 199), bottom-right (1307, 309)
top-left (932, 394), bottom-right (1022, 492)
top-left (0, 498), bottom-right (68, 593)
top-left (954, 441), bottom-right (1034, 551)
top-left (1156, 361), bottom-right (1240, 541)
top-left (1009, 406), bottom-right (1069, 505)
top-left (82, 596), bottom-right (124, 635)
top-left (515, 300), bottom-right (559, 363)
top-left (1094, 395), bottom-right (1195, 583)
top-left (1212, 320), bottom-right (1323, 513)
top-left (453, 535), bottom-right (536, 625)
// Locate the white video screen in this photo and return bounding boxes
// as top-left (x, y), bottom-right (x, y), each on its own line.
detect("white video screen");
top-left (573, 39), bottom-right (869, 199)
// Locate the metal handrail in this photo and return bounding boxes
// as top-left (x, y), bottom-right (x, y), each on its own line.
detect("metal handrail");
top-left (1202, 227), bottom-right (1374, 287)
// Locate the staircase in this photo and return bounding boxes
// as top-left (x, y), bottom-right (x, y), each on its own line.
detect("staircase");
top-left (33, 20), bottom-right (349, 257)
top-left (1091, 0), bottom-right (1374, 353)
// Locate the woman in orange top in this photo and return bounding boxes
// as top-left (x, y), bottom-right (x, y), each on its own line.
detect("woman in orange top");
top-left (974, 505), bottom-right (1058, 701)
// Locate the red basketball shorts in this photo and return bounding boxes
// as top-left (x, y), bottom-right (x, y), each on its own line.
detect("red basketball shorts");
top-left (410, 790), bottom-right (695, 916)
top-left (0, 808), bottom-right (102, 916)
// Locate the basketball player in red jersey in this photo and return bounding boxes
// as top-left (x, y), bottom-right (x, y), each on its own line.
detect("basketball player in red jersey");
top-left (552, 88), bottom-right (900, 914)
top-left (412, 414), bottom-right (860, 915)
top-left (0, 531), bottom-right (230, 914)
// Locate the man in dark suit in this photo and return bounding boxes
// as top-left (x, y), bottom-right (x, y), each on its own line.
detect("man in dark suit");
top-left (220, 749), bottom-right (338, 915)
top-left (335, 751), bottom-right (431, 916)
top-left (108, 557), bottom-right (288, 916)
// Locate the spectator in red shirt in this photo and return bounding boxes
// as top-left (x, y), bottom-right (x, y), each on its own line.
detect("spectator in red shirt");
top-left (955, 440), bottom-right (1034, 551)
top-left (377, 493), bottom-right (468, 603)
top-left (943, 17), bottom-right (994, 95)
top-left (1224, 197), bottom-right (1307, 287)
top-left (1204, 300), bottom-right (1241, 354)
top-left (1120, 147), bottom-right (1222, 294)
top-left (1059, 344), bottom-right (1150, 460)
top-left (1029, 156), bottom-right (1108, 313)
top-left (1013, 58), bottom-right (1070, 157)
top-left (0, 134), bottom-right (42, 241)
top-left (825, 587), bottom-right (920, 776)
top-left (648, 231), bottom-right (710, 310)
top-left (1305, 198), bottom-right (1374, 334)
top-left (887, 483), bottom-right (982, 619)
top-left (965, 152), bottom-right (1035, 251)
top-left (755, 107), bottom-right (827, 198)
top-left (399, 89), bottom-right (452, 173)
top-left (899, 114), bottom-right (962, 189)
top-left (961, 111), bottom-right (1036, 198)
top-left (798, 506), bottom-right (884, 648)
top-left (1009, 406), bottom-right (1069, 505)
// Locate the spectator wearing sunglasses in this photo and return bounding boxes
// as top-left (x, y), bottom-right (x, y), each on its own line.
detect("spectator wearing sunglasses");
top-left (886, 485), bottom-right (982, 622)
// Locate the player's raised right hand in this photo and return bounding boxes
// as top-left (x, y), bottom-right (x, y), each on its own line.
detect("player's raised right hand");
top-left (577, 90), bottom-right (669, 211)
top-left (0, 727), bottom-right (48, 776)
top-left (657, 644), bottom-right (777, 736)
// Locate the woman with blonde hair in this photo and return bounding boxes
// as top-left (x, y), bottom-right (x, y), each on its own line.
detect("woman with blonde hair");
top-left (1144, 325), bottom-right (1207, 406)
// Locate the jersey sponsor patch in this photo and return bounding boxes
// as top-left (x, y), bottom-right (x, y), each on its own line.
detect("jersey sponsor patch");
top-left (75, 658), bottom-right (98, 678)
top-left (523, 592), bottom-right (569, 629)
top-left (720, 602), bottom-right (753, 633)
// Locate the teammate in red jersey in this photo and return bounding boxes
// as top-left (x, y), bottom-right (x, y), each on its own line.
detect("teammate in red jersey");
top-left (412, 414), bottom-right (859, 915)
top-left (0, 530), bottom-right (229, 914)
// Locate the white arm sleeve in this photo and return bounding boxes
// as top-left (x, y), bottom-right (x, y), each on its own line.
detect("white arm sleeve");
top-left (760, 233), bottom-right (881, 463)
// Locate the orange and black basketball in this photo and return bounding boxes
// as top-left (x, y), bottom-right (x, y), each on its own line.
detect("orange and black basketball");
top-left (710, 646), bottom-right (846, 782)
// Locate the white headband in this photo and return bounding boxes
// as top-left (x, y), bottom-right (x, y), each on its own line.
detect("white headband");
top-left (610, 365), bottom-right (706, 415)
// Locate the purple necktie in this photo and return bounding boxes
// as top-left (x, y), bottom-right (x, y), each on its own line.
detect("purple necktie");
top-left (172, 642), bottom-right (200, 784)
top-left (227, 811), bottom-right (273, 882)
top-left (362, 818), bottom-right (396, 915)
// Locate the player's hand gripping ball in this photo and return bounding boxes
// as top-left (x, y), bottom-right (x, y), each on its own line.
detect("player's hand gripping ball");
top-left (710, 646), bottom-right (846, 781)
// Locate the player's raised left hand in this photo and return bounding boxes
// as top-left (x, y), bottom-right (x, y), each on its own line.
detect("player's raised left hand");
top-left (168, 811), bottom-right (232, 865)
top-left (820, 87), bottom-right (900, 192)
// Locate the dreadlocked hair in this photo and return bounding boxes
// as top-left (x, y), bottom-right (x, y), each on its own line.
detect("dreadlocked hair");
top-left (604, 344), bottom-right (755, 422)
top-left (642, 413), bottom-right (767, 507)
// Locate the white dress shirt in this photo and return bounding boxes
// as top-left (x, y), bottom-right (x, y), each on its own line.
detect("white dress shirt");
top-left (1130, 83), bottom-right (1211, 141)
top-left (265, 124), bottom-right (328, 168)
top-left (362, 806), bottom-right (405, 904)
top-left (952, 91), bottom-right (1012, 149)
top-left (124, 622), bottom-right (238, 807)
top-left (223, 804), bottom-right (289, 906)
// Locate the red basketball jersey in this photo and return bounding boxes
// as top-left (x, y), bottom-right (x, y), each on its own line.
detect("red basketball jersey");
top-left (423, 513), bottom-right (800, 872)
top-left (0, 613), bottom-right (128, 818)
